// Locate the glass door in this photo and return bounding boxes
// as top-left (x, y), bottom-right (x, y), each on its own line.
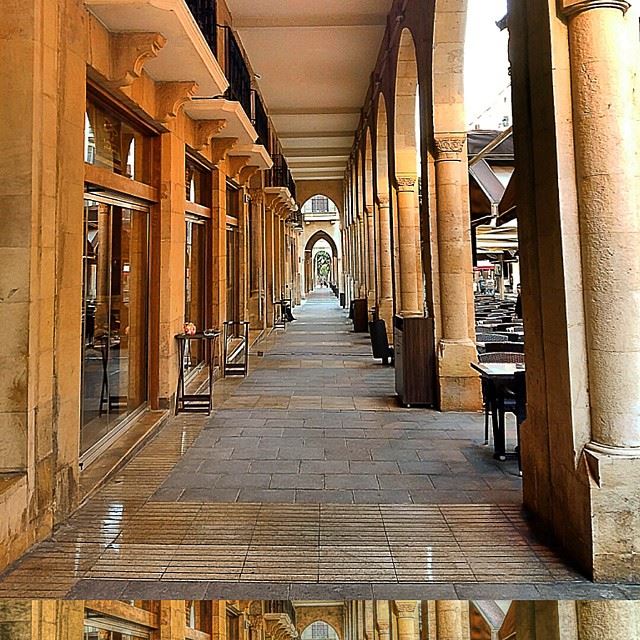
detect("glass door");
top-left (81, 196), bottom-right (149, 458)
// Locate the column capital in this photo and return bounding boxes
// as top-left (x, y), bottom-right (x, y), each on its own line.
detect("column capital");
top-left (394, 601), bottom-right (418, 617)
top-left (395, 175), bottom-right (417, 192)
top-left (249, 188), bottom-right (265, 205)
top-left (561, 0), bottom-right (630, 17)
top-left (434, 134), bottom-right (466, 160)
top-left (376, 194), bottom-right (390, 207)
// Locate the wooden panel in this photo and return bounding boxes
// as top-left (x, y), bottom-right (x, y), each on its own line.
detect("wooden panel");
top-left (84, 601), bottom-right (157, 628)
top-left (85, 163), bottom-right (159, 202)
top-left (394, 316), bottom-right (436, 406)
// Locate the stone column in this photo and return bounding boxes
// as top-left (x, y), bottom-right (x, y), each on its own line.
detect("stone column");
top-left (395, 176), bottom-right (422, 315)
top-left (434, 134), bottom-right (482, 411)
top-left (376, 195), bottom-right (394, 336)
top-left (248, 190), bottom-right (264, 328)
top-left (158, 601), bottom-right (188, 639)
top-left (561, 0), bottom-right (640, 451)
top-left (560, 0), bottom-right (640, 581)
top-left (264, 204), bottom-right (275, 327)
top-left (576, 601), bottom-right (640, 640)
top-left (394, 602), bottom-right (418, 640)
top-left (366, 206), bottom-right (376, 307)
top-left (434, 601), bottom-right (466, 640)
top-left (376, 601), bottom-right (390, 640)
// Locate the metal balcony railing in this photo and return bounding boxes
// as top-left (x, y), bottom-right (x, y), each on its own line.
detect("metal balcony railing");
top-left (222, 26), bottom-right (252, 117)
top-left (185, 0), bottom-right (217, 57)
top-left (252, 89), bottom-right (270, 148)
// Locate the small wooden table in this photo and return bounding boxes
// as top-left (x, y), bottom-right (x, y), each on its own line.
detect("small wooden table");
top-left (471, 362), bottom-right (525, 460)
top-left (175, 331), bottom-right (221, 415)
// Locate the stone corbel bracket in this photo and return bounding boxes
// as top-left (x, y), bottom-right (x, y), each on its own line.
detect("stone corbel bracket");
top-left (210, 138), bottom-right (238, 166)
top-left (228, 155), bottom-right (253, 183)
top-left (155, 81), bottom-right (199, 125)
top-left (238, 165), bottom-right (261, 187)
top-left (193, 120), bottom-right (227, 152)
top-left (109, 32), bottom-right (167, 90)
top-left (263, 613), bottom-right (298, 640)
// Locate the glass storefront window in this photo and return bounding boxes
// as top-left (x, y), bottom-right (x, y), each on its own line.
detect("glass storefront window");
top-left (85, 95), bottom-right (153, 184)
top-left (84, 624), bottom-right (148, 640)
top-left (80, 197), bottom-right (149, 456)
top-left (184, 217), bottom-right (208, 371)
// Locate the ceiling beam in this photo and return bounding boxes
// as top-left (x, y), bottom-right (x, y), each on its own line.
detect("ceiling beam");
top-left (235, 15), bottom-right (388, 29)
top-left (270, 107), bottom-right (361, 116)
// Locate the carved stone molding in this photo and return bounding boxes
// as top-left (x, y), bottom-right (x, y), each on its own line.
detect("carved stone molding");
top-left (561, 0), bottom-right (630, 17)
top-left (155, 81), bottom-right (198, 124)
top-left (395, 175), bottom-right (417, 192)
top-left (210, 137), bottom-right (238, 165)
top-left (434, 134), bottom-right (466, 160)
top-left (110, 32), bottom-right (167, 89)
top-left (376, 195), bottom-right (390, 207)
top-left (228, 155), bottom-right (252, 182)
top-left (263, 614), bottom-right (298, 640)
top-left (193, 120), bottom-right (227, 151)
top-left (394, 601), bottom-right (418, 617)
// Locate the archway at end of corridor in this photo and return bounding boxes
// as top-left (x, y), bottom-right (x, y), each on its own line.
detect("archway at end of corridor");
top-left (303, 228), bottom-right (340, 297)
top-left (300, 621), bottom-right (341, 640)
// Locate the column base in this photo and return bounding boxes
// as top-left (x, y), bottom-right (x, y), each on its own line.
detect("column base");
top-left (584, 446), bottom-right (640, 582)
top-left (437, 339), bottom-right (482, 412)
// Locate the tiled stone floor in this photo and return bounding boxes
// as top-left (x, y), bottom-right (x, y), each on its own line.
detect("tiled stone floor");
top-left (0, 290), bottom-right (636, 599)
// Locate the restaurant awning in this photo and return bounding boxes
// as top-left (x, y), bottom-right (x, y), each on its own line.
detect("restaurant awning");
top-left (497, 170), bottom-right (517, 226)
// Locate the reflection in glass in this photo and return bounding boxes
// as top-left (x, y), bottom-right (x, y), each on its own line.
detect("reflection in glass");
top-left (81, 199), bottom-right (149, 455)
top-left (184, 218), bottom-right (207, 371)
top-left (84, 96), bottom-right (152, 183)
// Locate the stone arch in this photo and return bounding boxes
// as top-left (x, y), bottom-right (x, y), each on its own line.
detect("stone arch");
top-left (394, 27), bottom-right (420, 180)
top-left (305, 229), bottom-right (338, 257)
top-left (304, 229), bottom-right (340, 291)
top-left (300, 194), bottom-right (341, 216)
top-left (391, 26), bottom-right (424, 315)
top-left (300, 621), bottom-right (341, 640)
top-left (295, 606), bottom-right (344, 640)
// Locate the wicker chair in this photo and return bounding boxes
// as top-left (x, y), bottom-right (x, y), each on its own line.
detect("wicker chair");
top-left (478, 352), bottom-right (525, 364)
top-left (476, 333), bottom-right (505, 343)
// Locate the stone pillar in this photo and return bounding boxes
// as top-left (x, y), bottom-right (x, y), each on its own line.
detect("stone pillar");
top-left (0, 600), bottom-right (84, 640)
top-left (248, 189), bottom-right (264, 330)
top-left (576, 601), bottom-right (640, 640)
top-left (365, 206), bottom-right (376, 307)
top-left (561, 0), bottom-right (639, 450)
top-left (376, 195), bottom-right (394, 337)
top-left (158, 601), bottom-right (188, 639)
top-left (394, 602), bottom-right (418, 640)
top-left (395, 176), bottom-right (422, 316)
top-left (434, 135), bottom-right (482, 411)
top-left (264, 204), bottom-right (275, 327)
top-left (434, 601), bottom-right (466, 640)
top-left (376, 601), bottom-right (390, 640)
top-left (560, 0), bottom-right (640, 581)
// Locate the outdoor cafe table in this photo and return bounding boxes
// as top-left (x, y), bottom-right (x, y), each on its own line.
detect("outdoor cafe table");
top-left (470, 362), bottom-right (526, 461)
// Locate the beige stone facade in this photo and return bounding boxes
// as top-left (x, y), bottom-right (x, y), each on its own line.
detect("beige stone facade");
top-left (1, 0), bottom-right (639, 592)
top-left (0, 599), bottom-right (639, 640)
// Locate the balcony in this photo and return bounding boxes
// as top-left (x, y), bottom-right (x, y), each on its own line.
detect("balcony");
top-left (222, 26), bottom-right (253, 118)
top-left (184, 0), bottom-right (217, 57)
top-left (265, 601), bottom-right (296, 627)
top-left (85, 0), bottom-right (228, 97)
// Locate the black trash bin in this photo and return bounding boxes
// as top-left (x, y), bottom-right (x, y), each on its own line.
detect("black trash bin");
top-left (369, 318), bottom-right (393, 365)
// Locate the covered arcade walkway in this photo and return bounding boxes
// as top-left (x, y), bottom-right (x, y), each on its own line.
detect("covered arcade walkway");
top-left (0, 291), bottom-right (629, 600)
